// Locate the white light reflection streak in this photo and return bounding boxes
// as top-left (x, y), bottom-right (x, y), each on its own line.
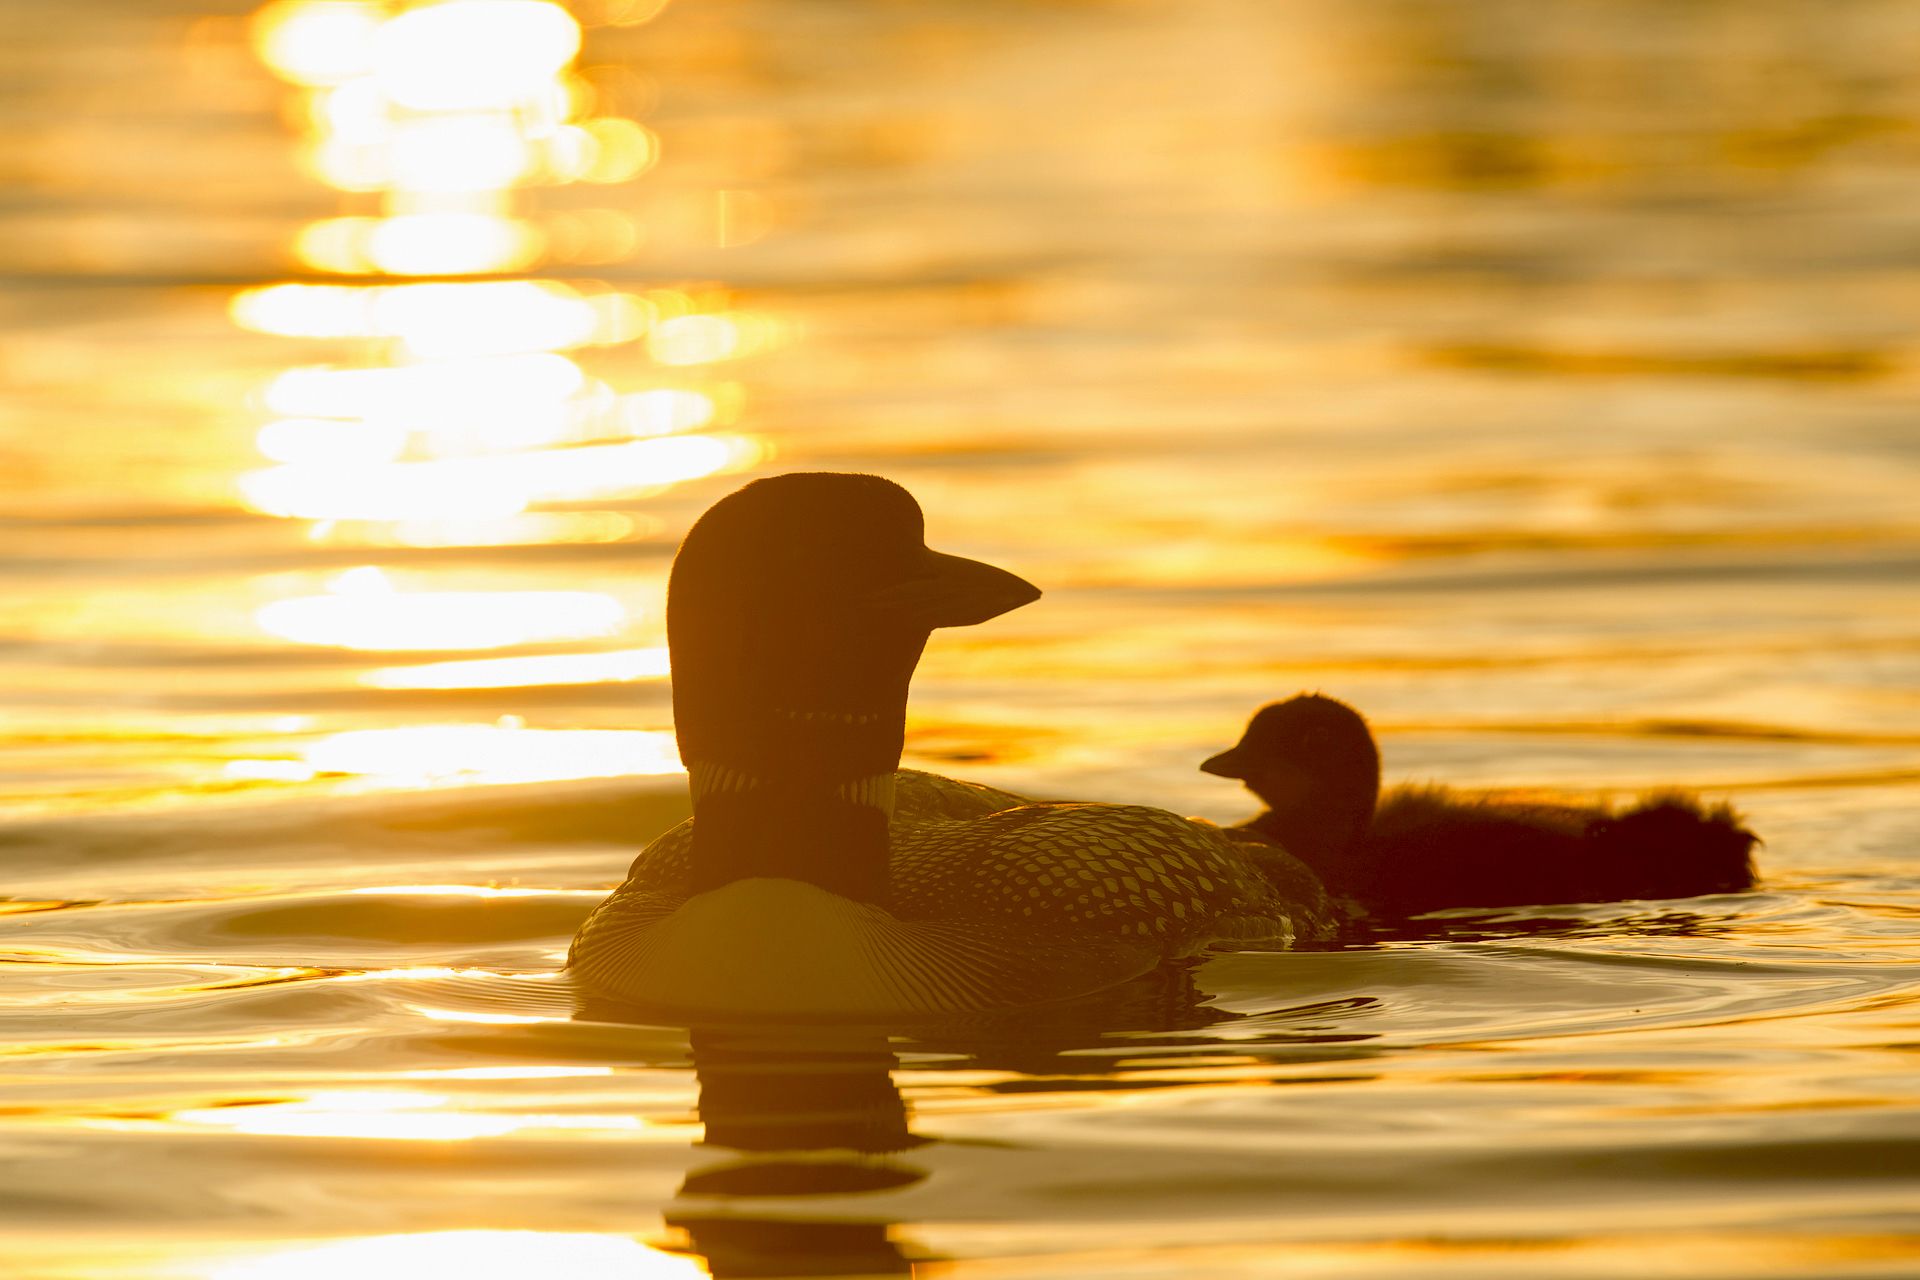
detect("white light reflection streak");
top-left (175, 1093), bottom-right (648, 1139)
top-left (240, 434), bottom-right (759, 521)
top-left (210, 1231), bottom-right (704, 1280)
top-left (307, 725), bottom-right (681, 783)
top-left (226, 726), bottom-right (684, 787)
top-left (253, 567), bottom-right (626, 650)
top-left (363, 647), bottom-right (669, 688)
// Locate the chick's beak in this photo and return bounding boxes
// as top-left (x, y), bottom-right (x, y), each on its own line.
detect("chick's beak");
top-left (1200, 748), bottom-right (1248, 779)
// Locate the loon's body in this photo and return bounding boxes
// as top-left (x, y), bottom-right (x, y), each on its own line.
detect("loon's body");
top-left (568, 475), bottom-right (1330, 1018)
top-left (572, 769), bottom-right (1319, 1016)
top-left (1204, 694), bottom-right (1758, 919)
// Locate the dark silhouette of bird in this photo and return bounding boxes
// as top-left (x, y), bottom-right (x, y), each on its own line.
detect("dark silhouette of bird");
top-left (1201, 694), bottom-right (1757, 918)
top-left (568, 474), bottom-right (1333, 1017)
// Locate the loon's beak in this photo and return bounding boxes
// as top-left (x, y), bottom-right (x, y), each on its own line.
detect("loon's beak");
top-left (864, 549), bottom-right (1041, 629)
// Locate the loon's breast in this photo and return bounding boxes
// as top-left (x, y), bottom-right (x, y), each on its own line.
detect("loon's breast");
top-left (568, 876), bottom-right (1160, 1017)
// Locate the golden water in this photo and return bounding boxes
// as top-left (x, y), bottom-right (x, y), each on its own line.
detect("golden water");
top-left (3, 0), bottom-right (1920, 1276)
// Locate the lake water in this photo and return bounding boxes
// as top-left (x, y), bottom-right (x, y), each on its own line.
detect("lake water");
top-left (4, 1), bottom-right (1920, 1277)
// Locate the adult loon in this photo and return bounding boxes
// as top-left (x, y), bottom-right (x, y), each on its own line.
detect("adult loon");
top-left (1202, 693), bottom-right (1758, 918)
top-left (568, 473), bottom-right (1332, 1017)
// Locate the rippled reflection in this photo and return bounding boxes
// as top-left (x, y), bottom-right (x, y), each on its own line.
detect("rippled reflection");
top-left (666, 1036), bottom-right (952, 1278)
top-left (631, 969), bottom-right (1260, 1278)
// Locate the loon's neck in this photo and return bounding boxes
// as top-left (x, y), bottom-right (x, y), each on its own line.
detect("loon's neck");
top-left (679, 713), bottom-right (915, 906)
top-left (671, 598), bottom-right (928, 906)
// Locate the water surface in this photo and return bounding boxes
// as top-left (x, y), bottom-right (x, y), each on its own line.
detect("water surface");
top-left (4, 1), bottom-right (1920, 1276)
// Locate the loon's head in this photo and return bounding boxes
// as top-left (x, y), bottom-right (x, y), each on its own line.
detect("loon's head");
top-left (1202, 694), bottom-right (1380, 866)
top-left (668, 473), bottom-right (1039, 751)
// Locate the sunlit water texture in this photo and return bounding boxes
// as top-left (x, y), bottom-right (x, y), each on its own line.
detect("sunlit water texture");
top-left (3, 0), bottom-right (1920, 1277)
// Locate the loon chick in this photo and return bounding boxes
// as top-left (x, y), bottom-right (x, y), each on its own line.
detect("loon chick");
top-left (1202, 694), bottom-right (1758, 917)
top-left (568, 474), bottom-right (1332, 1017)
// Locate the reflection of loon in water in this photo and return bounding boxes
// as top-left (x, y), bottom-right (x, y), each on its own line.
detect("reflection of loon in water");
top-left (1205, 694), bottom-right (1760, 919)
top-left (568, 474), bottom-right (1333, 1018)
top-left (653, 963), bottom-right (1289, 1279)
top-left (669, 1028), bottom-right (927, 1279)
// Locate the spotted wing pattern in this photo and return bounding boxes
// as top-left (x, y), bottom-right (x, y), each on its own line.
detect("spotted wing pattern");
top-left (890, 800), bottom-right (1316, 950)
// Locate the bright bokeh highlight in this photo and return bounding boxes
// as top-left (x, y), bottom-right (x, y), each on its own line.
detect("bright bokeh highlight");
top-left (586, 291), bottom-right (655, 343)
top-left (619, 388), bottom-right (715, 435)
top-left (306, 724), bottom-right (682, 783)
top-left (209, 1231), bottom-right (701, 1280)
top-left (289, 215), bottom-right (547, 274)
top-left (367, 212), bottom-right (544, 274)
top-left (227, 724), bottom-right (683, 787)
top-left (240, 434), bottom-right (756, 520)
top-left (363, 647), bottom-right (670, 689)
top-left (241, 461), bottom-right (525, 520)
top-left (372, 2), bottom-right (581, 111)
top-left (244, 0), bottom-right (758, 555)
top-left (232, 282), bottom-right (378, 336)
top-left (251, 1), bottom-right (385, 87)
top-left (233, 281), bottom-right (653, 354)
top-left (265, 354), bottom-right (586, 449)
top-left (316, 73), bottom-right (389, 143)
top-left (265, 364), bottom-right (405, 417)
top-left (387, 115), bottom-right (532, 190)
top-left (255, 567), bottom-right (625, 650)
top-left (373, 281), bottom-right (597, 357)
top-left (291, 215), bottom-right (384, 273)
top-left (375, 511), bottom-right (642, 547)
top-left (256, 418), bottom-right (408, 466)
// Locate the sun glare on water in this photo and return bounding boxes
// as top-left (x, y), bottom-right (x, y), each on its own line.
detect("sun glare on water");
top-left (238, 0), bottom-right (774, 539)
top-left (227, 720), bottom-right (682, 785)
top-left (228, 2), bottom-right (775, 793)
top-left (208, 1231), bottom-right (703, 1280)
top-left (363, 646), bottom-right (670, 688)
top-left (242, 433), bottom-right (757, 521)
top-left (255, 566), bottom-right (625, 650)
